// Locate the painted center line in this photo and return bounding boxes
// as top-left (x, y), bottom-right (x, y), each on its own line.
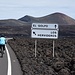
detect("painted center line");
top-left (5, 45), bottom-right (12, 75)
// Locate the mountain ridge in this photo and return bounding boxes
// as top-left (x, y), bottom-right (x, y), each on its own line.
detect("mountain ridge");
top-left (0, 12), bottom-right (75, 37)
top-left (0, 12), bottom-right (75, 26)
top-left (19, 12), bottom-right (75, 25)
top-left (0, 19), bottom-right (29, 26)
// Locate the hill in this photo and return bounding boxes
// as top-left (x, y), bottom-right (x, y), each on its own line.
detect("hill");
top-left (19, 12), bottom-right (75, 25)
top-left (0, 12), bottom-right (75, 26)
top-left (0, 19), bottom-right (28, 26)
top-left (0, 12), bottom-right (75, 37)
top-left (0, 19), bottom-right (31, 37)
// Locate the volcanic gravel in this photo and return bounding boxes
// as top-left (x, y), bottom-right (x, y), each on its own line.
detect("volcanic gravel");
top-left (8, 38), bottom-right (75, 75)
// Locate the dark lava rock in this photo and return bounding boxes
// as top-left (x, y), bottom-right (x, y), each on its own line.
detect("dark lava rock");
top-left (53, 61), bottom-right (64, 72)
top-left (58, 68), bottom-right (70, 75)
top-left (8, 38), bottom-right (75, 75)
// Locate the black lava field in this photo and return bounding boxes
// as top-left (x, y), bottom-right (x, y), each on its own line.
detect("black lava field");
top-left (8, 38), bottom-right (75, 75)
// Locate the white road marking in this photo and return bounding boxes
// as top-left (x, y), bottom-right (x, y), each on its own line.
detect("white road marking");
top-left (5, 45), bottom-right (12, 75)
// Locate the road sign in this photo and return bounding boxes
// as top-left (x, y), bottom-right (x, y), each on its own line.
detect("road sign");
top-left (31, 23), bottom-right (59, 58)
top-left (32, 23), bottom-right (58, 29)
top-left (31, 23), bottom-right (59, 39)
top-left (31, 29), bottom-right (58, 39)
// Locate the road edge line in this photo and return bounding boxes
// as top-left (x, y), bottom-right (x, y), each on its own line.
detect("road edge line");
top-left (5, 45), bottom-right (12, 75)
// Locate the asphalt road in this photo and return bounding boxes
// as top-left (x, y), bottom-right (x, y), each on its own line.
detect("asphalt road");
top-left (0, 47), bottom-right (8, 75)
top-left (0, 38), bottom-right (22, 75)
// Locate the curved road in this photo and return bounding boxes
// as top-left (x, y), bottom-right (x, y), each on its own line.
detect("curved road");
top-left (0, 38), bottom-right (22, 75)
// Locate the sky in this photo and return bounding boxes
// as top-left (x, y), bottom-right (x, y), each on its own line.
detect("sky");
top-left (0, 0), bottom-right (75, 19)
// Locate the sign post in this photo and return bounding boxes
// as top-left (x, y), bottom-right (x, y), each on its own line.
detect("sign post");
top-left (53, 40), bottom-right (55, 57)
top-left (35, 40), bottom-right (37, 57)
top-left (31, 23), bottom-right (59, 57)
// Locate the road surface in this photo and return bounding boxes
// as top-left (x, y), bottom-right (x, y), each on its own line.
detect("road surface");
top-left (0, 38), bottom-right (22, 75)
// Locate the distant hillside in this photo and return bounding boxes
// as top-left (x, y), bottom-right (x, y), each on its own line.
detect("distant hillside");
top-left (19, 15), bottom-right (37, 23)
top-left (19, 12), bottom-right (75, 25)
top-left (0, 19), bottom-right (28, 26)
top-left (0, 19), bottom-right (31, 37)
top-left (0, 12), bottom-right (75, 26)
top-left (0, 12), bottom-right (75, 37)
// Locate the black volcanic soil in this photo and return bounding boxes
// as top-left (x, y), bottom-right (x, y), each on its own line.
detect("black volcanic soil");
top-left (8, 38), bottom-right (75, 75)
top-left (0, 25), bottom-right (31, 37)
top-left (1, 25), bottom-right (75, 38)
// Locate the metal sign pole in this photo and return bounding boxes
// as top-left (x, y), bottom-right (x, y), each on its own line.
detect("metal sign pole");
top-left (35, 40), bottom-right (37, 57)
top-left (53, 40), bottom-right (55, 57)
